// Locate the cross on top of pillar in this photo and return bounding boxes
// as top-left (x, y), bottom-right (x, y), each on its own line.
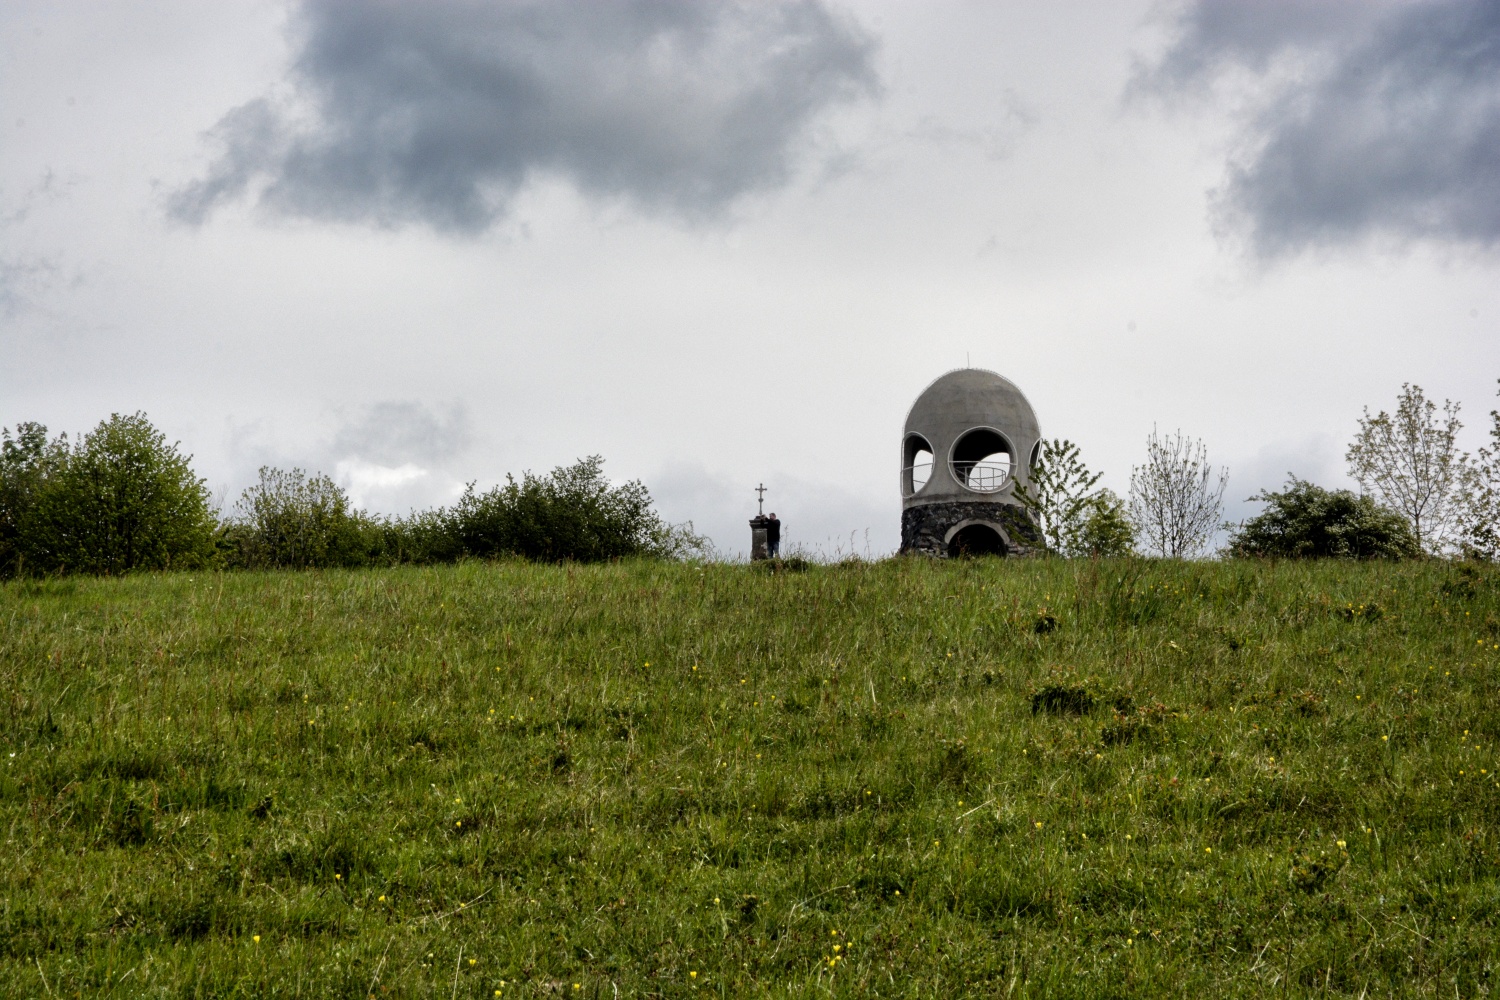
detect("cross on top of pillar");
top-left (755, 483), bottom-right (767, 516)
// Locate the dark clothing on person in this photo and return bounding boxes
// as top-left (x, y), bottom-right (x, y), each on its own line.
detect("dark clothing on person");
top-left (767, 516), bottom-right (781, 557)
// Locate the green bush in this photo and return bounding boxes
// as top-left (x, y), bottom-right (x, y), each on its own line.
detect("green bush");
top-left (0, 422), bottom-right (68, 578)
top-left (6, 417), bottom-right (701, 575)
top-left (222, 456), bottom-right (704, 568)
top-left (16, 414), bottom-right (217, 575)
top-left (1227, 476), bottom-right (1420, 559)
top-left (441, 455), bottom-right (695, 563)
top-left (374, 507), bottom-right (462, 565)
top-left (222, 467), bottom-right (385, 569)
top-left (1075, 488), bottom-right (1135, 557)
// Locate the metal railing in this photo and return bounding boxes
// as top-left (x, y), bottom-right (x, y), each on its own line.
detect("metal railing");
top-left (902, 460), bottom-right (933, 495)
top-left (951, 457), bottom-right (1011, 492)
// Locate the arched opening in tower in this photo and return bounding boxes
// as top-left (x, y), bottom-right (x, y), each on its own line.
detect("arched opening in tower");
top-left (902, 433), bottom-right (934, 496)
top-left (948, 523), bottom-right (1007, 558)
top-left (950, 428), bottom-right (1012, 492)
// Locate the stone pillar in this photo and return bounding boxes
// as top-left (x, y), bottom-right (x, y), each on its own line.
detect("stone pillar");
top-left (749, 516), bottom-right (770, 561)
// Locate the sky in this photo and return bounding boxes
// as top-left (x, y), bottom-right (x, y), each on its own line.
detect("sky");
top-left (4, 0), bottom-right (1499, 558)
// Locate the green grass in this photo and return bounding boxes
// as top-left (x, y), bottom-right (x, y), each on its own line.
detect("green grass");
top-left (2, 557), bottom-right (1499, 997)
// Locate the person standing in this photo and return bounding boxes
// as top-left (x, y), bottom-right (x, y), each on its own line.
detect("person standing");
top-left (766, 512), bottom-right (781, 558)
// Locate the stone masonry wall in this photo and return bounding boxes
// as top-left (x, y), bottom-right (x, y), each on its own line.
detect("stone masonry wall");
top-left (899, 500), bottom-right (1042, 557)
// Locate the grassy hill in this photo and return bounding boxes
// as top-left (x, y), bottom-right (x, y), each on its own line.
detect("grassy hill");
top-left (3, 557), bottom-right (1498, 997)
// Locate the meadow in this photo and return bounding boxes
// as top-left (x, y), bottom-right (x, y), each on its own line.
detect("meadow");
top-left (2, 556), bottom-right (1498, 997)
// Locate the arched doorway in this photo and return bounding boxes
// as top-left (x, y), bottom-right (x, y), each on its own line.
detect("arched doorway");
top-left (947, 522), bottom-right (1007, 558)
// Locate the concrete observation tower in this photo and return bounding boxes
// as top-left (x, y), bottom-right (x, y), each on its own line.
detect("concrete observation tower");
top-left (899, 368), bottom-right (1044, 557)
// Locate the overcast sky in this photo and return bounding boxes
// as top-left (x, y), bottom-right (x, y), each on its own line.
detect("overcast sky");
top-left (4, 0), bottom-right (1498, 557)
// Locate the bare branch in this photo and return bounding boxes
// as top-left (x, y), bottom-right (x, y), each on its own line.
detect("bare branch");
top-left (1128, 427), bottom-right (1228, 558)
top-left (1346, 384), bottom-right (1466, 554)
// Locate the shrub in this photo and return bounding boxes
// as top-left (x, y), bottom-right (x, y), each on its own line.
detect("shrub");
top-left (0, 423), bottom-right (68, 578)
top-left (223, 467), bottom-right (384, 569)
top-left (376, 508), bottom-right (463, 565)
top-left (442, 456), bottom-right (691, 563)
top-left (754, 554), bottom-right (811, 573)
top-left (1016, 442), bottom-right (1136, 558)
top-left (22, 413), bottom-right (217, 575)
top-left (1227, 477), bottom-right (1419, 560)
top-left (222, 456), bottom-right (704, 570)
top-left (1075, 489), bottom-right (1135, 557)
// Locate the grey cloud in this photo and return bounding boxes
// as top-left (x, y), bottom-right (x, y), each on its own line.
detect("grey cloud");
top-left (1139, 0), bottom-right (1392, 89)
top-left (1145, 0), bottom-right (1500, 255)
top-left (169, 101), bottom-right (287, 225)
top-left (330, 400), bottom-right (471, 466)
top-left (170, 0), bottom-right (878, 231)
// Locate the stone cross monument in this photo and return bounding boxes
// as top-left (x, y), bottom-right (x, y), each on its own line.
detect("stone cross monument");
top-left (749, 483), bottom-right (770, 561)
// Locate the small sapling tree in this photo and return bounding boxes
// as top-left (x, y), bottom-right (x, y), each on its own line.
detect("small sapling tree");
top-left (1018, 439), bottom-right (1134, 556)
top-left (1128, 427), bottom-right (1228, 558)
top-left (1458, 381), bottom-right (1500, 560)
top-left (1018, 438), bottom-right (1101, 554)
top-left (1346, 383), bottom-right (1466, 554)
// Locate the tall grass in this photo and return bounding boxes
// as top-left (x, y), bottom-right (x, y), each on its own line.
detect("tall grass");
top-left (2, 557), bottom-right (1498, 996)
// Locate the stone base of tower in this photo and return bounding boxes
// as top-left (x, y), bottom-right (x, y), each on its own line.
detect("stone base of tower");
top-left (899, 501), bottom-right (1043, 558)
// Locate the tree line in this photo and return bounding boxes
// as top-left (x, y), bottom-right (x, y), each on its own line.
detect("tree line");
top-left (1022, 381), bottom-right (1500, 561)
top-left (0, 413), bottom-right (706, 578)
top-left (4, 381), bottom-right (1497, 577)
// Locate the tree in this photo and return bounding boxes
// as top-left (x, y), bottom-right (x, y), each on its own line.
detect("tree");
top-left (26, 413), bottom-right (216, 574)
top-left (1128, 427), bottom-right (1228, 558)
top-left (0, 423), bottom-right (68, 577)
top-left (1458, 381), bottom-right (1500, 560)
top-left (1346, 383), bottom-right (1466, 554)
top-left (1227, 477), bottom-right (1419, 559)
top-left (1016, 439), bottom-right (1103, 555)
top-left (1017, 439), bottom-right (1135, 557)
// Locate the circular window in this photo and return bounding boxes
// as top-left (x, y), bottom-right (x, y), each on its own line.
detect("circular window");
top-left (949, 428), bottom-right (1013, 493)
top-left (901, 434), bottom-right (934, 497)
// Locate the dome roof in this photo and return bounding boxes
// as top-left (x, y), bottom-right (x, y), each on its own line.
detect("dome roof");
top-left (903, 368), bottom-right (1039, 438)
